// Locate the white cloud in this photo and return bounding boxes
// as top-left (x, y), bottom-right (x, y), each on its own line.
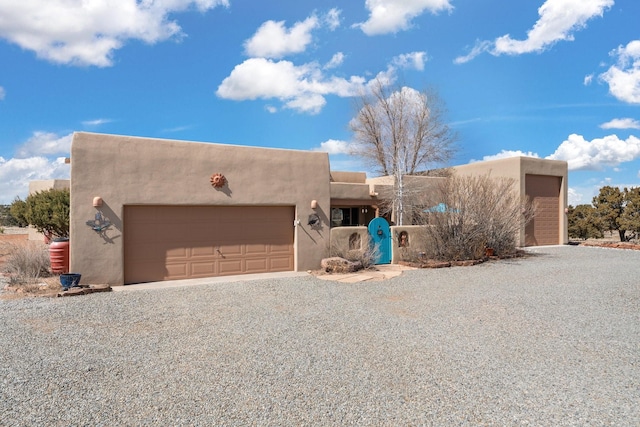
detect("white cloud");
top-left (313, 139), bottom-right (353, 155)
top-left (217, 56), bottom-right (402, 114)
top-left (0, 0), bottom-right (229, 67)
top-left (599, 40), bottom-right (640, 104)
top-left (493, 0), bottom-right (613, 55)
top-left (456, 0), bottom-right (613, 62)
top-left (161, 125), bottom-right (193, 133)
top-left (16, 131), bottom-right (73, 157)
top-left (325, 52), bottom-right (345, 69)
top-left (453, 40), bottom-right (492, 64)
top-left (546, 133), bottom-right (640, 171)
top-left (584, 74), bottom-right (594, 85)
top-left (243, 16), bottom-right (319, 59)
top-left (600, 118), bottom-right (640, 130)
top-left (355, 0), bottom-right (453, 35)
top-left (82, 118), bottom-right (113, 126)
top-left (472, 150), bottom-right (540, 163)
top-left (392, 51), bottom-right (427, 71)
top-left (221, 8), bottom-right (433, 114)
top-left (325, 8), bottom-right (342, 31)
top-left (0, 85), bottom-right (5, 100)
top-left (567, 187), bottom-right (583, 206)
top-left (0, 156), bottom-right (70, 204)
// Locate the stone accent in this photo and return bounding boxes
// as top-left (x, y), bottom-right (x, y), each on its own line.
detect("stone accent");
top-left (580, 241), bottom-right (640, 251)
top-left (321, 257), bottom-right (363, 274)
top-left (57, 284), bottom-right (112, 297)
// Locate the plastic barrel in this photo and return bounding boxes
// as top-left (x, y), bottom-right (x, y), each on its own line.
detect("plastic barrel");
top-left (49, 238), bottom-right (70, 274)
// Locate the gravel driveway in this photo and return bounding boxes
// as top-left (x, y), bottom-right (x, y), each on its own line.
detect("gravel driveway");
top-left (1, 246), bottom-right (638, 426)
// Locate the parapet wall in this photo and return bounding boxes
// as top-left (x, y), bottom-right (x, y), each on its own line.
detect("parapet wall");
top-left (330, 225), bottom-right (430, 264)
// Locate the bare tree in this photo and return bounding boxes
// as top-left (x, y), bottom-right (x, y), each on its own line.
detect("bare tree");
top-left (349, 79), bottom-right (457, 225)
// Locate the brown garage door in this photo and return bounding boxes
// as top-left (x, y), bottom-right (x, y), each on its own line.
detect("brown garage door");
top-left (124, 206), bottom-right (294, 284)
top-left (525, 175), bottom-right (561, 246)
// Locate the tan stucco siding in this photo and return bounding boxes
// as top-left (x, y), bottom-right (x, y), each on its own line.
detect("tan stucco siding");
top-left (70, 132), bottom-right (331, 285)
top-left (330, 182), bottom-right (372, 200)
top-left (452, 156), bottom-right (568, 246)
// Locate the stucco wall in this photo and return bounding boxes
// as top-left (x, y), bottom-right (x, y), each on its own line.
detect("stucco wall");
top-left (452, 156), bottom-right (569, 245)
top-left (329, 225), bottom-right (431, 264)
top-left (70, 132), bottom-right (331, 285)
top-left (330, 182), bottom-right (372, 200)
top-left (330, 171), bottom-right (366, 183)
top-left (390, 225), bottom-right (431, 263)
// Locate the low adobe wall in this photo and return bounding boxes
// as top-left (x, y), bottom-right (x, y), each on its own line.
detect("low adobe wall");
top-left (330, 225), bottom-right (430, 264)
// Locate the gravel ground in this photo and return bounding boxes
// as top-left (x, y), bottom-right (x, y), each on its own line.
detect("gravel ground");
top-left (1, 245), bottom-right (638, 426)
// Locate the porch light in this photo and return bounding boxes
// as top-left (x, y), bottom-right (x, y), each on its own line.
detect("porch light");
top-left (92, 197), bottom-right (103, 207)
top-left (311, 199), bottom-right (318, 209)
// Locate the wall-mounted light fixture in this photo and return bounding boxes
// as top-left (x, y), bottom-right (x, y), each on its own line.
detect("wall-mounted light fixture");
top-left (87, 197), bottom-right (111, 233)
top-left (311, 199), bottom-right (318, 209)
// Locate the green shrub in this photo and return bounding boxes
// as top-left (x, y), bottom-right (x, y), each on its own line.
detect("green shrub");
top-left (13, 188), bottom-right (70, 239)
top-left (8, 198), bottom-right (29, 228)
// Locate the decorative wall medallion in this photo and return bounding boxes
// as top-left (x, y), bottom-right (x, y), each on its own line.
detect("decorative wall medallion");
top-left (210, 173), bottom-right (227, 188)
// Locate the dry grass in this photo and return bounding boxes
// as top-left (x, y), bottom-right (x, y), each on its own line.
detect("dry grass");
top-left (0, 240), bottom-right (51, 285)
top-left (329, 234), bottom-right (380, 269)
top-left (1, 276), bottom-right (62, 300)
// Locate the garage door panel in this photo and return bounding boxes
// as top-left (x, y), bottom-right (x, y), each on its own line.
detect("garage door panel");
top-left (270, 257), bottom-right (294, 270)
top-left (218, 244), bottom-right (243, 256)
top-left (245, 258), bottom-right (268, 273)
top-left (219, 259), bottom-right (244, 275)
top-left (245, 243), bottom-right (268, 255)
top-left (127, 261), bottom-right (171, 283)
top-left (166, 263), bottom-right (188, 279)
top-left (163, 224), bottom-right (191, 240)
top-left (127, 227), bottom-right (160, 244)
top-left (526, 175), bottom-right (561, 246)
top-left (124, 205), bottom-right (294, 284)
top-left (128, 243), bottom-right (166, 261)
top-left (166, 246), bottom-right (189, 260)
top-left (186, 224), bottom-right (217, 241)
top-left (191, 262), bottom-right (216, 276)
top-left (270, 243), bottom-right (294, 255)
top-left (191, 246), bottom-right (216, 257)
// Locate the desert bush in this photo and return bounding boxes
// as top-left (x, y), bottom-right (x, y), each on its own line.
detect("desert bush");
top-left (421, 175), bottom-right (535, 260)
top-left (1, 241), bottom-right (51, 285)
top-left (329, 233), bottom-right (380, 269)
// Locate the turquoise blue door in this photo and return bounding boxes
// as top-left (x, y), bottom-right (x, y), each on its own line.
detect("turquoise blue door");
top-left (367, 217), bottom-right (391, 264)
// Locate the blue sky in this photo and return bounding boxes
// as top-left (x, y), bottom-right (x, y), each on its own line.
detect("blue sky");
top-left (1, 0), bottom-right (639, 205)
